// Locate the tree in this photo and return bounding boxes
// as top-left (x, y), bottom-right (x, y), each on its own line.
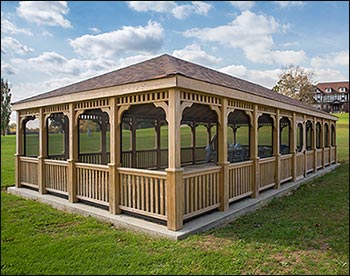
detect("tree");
top-left (1, 78), bottom-right (12, 136)
top-left (273, 65), bottom-right (315, 104)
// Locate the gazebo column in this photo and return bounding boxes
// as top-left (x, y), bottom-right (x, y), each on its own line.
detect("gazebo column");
top-left (68, 103), bottom-right (78, 203)
top-left (291, 113), bottom-right (297, 182)
top-left (274, 109), bottom-right (281, 189)
top-left (191, 122), bottom-right (196, 164)
top-left (166, 88), bottom-right (183, 231)
top-left (15, 112), bottom-right (23, 188)
top-left (313, 118), bottom-right (317, 173)
top-left (38, 107), bottom-right (47, 194)
top-left (251, 105), bottom-right (259, 198)
top-left (131, 116), bottom-right (137, 168)
top-left (218, 98), bottom-right (229, 211)
top-left (334, 124), bottom-right (338, 164)
top-left (321, 120), bottom-right (325, 169)
top-left (155, 119), bottom-right (161, 169)
top-left (303, 116), bottom-right (308, 176)
top-left (109, 98), bottom-right (121, 215)
top-left (328, 122), bottom-right (332, 165)
top-left (100, 112), bottom-right (108, 165)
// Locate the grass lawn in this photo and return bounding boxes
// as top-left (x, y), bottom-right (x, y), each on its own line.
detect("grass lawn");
top-left (1, 113), bottom-right (349, 275)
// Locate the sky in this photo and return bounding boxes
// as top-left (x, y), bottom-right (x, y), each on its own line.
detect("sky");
top-left (1, 1), bottom-right (349, 122)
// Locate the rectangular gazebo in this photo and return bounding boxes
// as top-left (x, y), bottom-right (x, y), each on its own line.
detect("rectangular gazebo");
top-left (12, 54), bottom-right (338, 231)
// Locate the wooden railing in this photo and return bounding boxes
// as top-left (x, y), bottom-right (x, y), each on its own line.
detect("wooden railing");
top-left (306, 150), bottom-right (314, 173)
top-left (121, 149), bottom-right (168, 169)
top-left (316, 149), bottom-right (323, 169)
top-left (118, 168), bottom-right (167, 220)
top-left (324, 148), bottom-right (330, 166)
top-left (76, 163), bottom-right (109, 206)
top-left (183, 166), bottom-right (221, 219)
top-left (44, 159), bottom-right (68, 195)
top-left (228, 160), bottom-right (253, 202)
top-left (19, 157), bottom-right (38, 189)
top-left (79, 152), bottom-right (110, 165)
top-left (259, 157), bottom-right (275, 191)
top-left (296, 153), bottom-right (304, 178)
top-left (330, 147), bottom-right (336, 164)
top-left (280, 154), bottom-right (293, 183)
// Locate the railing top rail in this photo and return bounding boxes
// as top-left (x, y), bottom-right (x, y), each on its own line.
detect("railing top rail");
top-left (228, 160), bottom-right (253, 169)
top-left (44, 159), bottom-right (68, 166)
top-left (118, 167), bottom-right (167, 178)
top-left (259, 156), bottom-right (276, 164)
top-left (75, 162), bottom-right (109, 171)
top-left (280, 153), bottom-right (293, 160)
top-left (19, 156), bottom-right (39, 163)
top-left (183, 165), bottom-right (221, 177)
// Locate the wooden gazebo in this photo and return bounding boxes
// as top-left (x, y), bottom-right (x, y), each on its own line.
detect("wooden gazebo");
top-left (12, 54), bottom-right (338, 231)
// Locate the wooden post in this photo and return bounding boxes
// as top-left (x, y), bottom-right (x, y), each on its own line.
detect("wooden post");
top-left (100, 112), bottom-right (107, 165)
top-left (291, 112), bottom-right (297, 182)
top-left (68, 103), bottom-right (78, 203)
top-left (109, 98), bottom-right (121, 214)
top-left (191, 122), bottom-right (196, 164)
top-left (218, 98), bottom-right (229, 211)
top-left (303, 116), bottom-right (308, 176)
top-left (327, 122), bottom-right (332, 165)
top-left (155, 119), bottom-right (161, 169)
top-left (251, 105), bottom-right (259, 198)
top-left (334, 122), bottom-right (338, 164)
top-left (274, 109), bottom-right (281, 189)
top-left (166, 88), bottom-right (183, 231)
top-left (38, 108), bottom-right (47, 194)
top-left (15, 112), bottom-right (22, 188)
top-left (321, 119), bottom-right (325, 169)
top-left (131, 116), bottom-right (137, 168)
top-left (313, 117), bottom-right (317, 173)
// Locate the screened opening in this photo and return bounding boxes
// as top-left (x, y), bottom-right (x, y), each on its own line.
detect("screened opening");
top-left (296, 123), bottom-right (303, 152)
top-left (331, 125), bottom-right (335, 146)
top-left (23, 116), bottom-right (39, 157)
top-left (227, 110), bottom-right (250, 163)
top-left (324, 123), bottom-right (329, 147)
top-left (78, 109), bottom-right (110, 165)
top-left (306, 121), bottom-right (313, 150)
top-left (316, 122), bottom-right (321, 149)
top-left (258, 114), bottom-right (273, 158)
top-left (121, 103), bottom-right (167, 169)
top-left (181, 103), bottom-right (218, 165)
top-left (280, 117), bottom-right (290, 155)
top-left (47, 113), bottom-right (69, 160)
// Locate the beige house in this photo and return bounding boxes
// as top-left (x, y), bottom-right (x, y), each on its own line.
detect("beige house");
top-left (12, 54), bottom-right (338, 231)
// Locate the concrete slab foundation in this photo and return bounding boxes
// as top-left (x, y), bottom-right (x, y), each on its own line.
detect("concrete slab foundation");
top-left (7, 163), bottom-right (340, 240)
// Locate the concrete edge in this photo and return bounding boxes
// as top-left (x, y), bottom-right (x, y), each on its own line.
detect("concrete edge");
top-left (6, 163), bottom-right (340, 241)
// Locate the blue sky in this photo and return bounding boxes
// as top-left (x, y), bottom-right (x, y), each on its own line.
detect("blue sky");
top-left (1, 1), bottom-right (349, 122)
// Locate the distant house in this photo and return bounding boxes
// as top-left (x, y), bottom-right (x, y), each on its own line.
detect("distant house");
top-left (314, 81), bottom-right (349, 113)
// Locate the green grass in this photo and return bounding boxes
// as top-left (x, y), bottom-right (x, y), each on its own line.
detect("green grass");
top-left (1, 113), bottom-right (349, 275)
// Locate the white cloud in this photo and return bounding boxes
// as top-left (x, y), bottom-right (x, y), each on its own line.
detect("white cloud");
top-left (310, 51), bottom-right (349, 68)
top-left (172, 44), bottom-right (221, 66)
top-left (127, 1), bottom-right (212, 19)
top-left (1, 63), bottom-right (16, 75)
top-left (312, 68), bottom-right (348, 83)
top-left (183, 10), bottom-right (302, 65)
top-left (42, 30), bottom-right (54, 37)
top-left (1, 13), bottom-right (33, 36)
top-left (1, 37), bottom-right (34, 55)
top-left (273, 1), bottom-right (304, 8)
top-left (88, 27), bottom-right (101, 34)
top-left (220, 64), bottom-right (282, 88)
top-left (17, 1), bottom-right (72, 28)
top-left (69, 20), bottom-right (164, 58)
top-left (228, 1), bottom-right (255, 10)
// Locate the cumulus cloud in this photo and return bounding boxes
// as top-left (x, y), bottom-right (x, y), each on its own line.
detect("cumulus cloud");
top-left (17, 1), bottom-right (72, 28)
top-left (273, 1), bottom-right (305, 8)
top-left (310, 51), bottom-right (349, 68)
top-left (1, 13), bottom-right (33, 36)
top-left (88, 27), bottom-right (101, 34)
top-left (183, 10), bottom-right (305, 65)
top-left (228, 1), bottom-right (255, 10)
top-left (220, 64), bottom-right (282, 88)
top-left (69, 20), bottom-right (164, 58)
top-left (1, 37), bottom-right (34, 55)
top-left (172, 44), bottom-right (221, 66)
top-left (1, 63), bottom-right (16, 75)
top-left (127, 1), bottom-right (212, 19)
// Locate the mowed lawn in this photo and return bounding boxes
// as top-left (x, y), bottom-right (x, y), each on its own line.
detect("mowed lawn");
top-left (1, 113), bottom-right (348, 275)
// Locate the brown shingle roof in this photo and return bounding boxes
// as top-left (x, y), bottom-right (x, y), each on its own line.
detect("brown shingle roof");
top-left (316, 81), bottom-right (349, 94)
top-left (14, 54), bottom-right (328, 114)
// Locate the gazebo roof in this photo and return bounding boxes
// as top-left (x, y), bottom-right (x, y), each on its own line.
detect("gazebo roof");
top-left (14, 54), bottom-right (326, 114)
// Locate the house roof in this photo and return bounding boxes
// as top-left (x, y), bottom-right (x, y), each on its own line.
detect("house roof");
top-left (14, 54), bottom-right (328, 114)
top-left (316, 81), bottom-right (349, 94)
